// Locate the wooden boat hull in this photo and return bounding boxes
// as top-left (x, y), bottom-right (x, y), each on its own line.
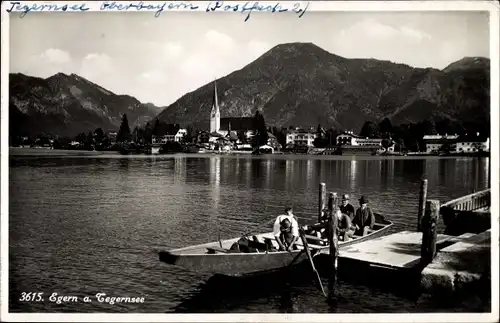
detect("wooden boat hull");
top-left (160, 246), bottom-right (311, 277)
top-left (159, 213), bottom-right (392, 277)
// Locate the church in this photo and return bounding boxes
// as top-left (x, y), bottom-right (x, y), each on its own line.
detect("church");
top-left (209, 81), bottom-right (254, 139)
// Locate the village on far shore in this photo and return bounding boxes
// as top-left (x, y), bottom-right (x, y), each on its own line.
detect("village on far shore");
top-left (11, 82), bottom-right (490, 157)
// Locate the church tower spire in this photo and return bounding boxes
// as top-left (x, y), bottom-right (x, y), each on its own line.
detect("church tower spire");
top-left (210, 80), bottom-right (220, 133)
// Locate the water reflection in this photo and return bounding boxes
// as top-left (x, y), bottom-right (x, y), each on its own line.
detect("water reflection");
top-left (245, 159), bottom-right (252, 183)
top-left (265, 159), bottom-right (272, 187)
top-left (306, 159), bottom-right (313, 188)
top-left (9, 154), bottom-right (491, 313)
top-left (349, 159), bottom-right (357, 192)
top-left (285, 159), bottom-right (295, 191)
top-left (235, 158), bottom-right (240, 182)
top-left (118, 158), bottom-right (130, 170)
top-left (209, 157), bottom-right (221, 208)
top-left (173, 264), bottom-right (312, 313)
top-left (380, 159), bottom-right (395, 189)
top-left (318, 160), bottom-right (326, 185)
top-left (173, 156), bottom-right (186, 185)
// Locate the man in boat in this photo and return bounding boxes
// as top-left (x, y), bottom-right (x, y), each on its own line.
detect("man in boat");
top-left (273, 207), bottom-right (299, 251)
top-left (352, 196), bottom-right (375, 236)
top-left (339, 194), bottom-right (355, 220)
top-left (335, 209), bottom-right (354, 241)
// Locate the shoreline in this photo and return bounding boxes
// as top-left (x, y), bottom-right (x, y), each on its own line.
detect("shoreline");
top-left (8, 147), bottom-right (490, 160)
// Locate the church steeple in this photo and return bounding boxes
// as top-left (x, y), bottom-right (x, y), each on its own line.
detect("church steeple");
top-left (213, 80), bottom-right (219, 111)
top-left (210, 80), bottom-right (220, 133)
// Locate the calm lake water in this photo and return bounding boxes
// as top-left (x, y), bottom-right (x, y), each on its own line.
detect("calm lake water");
top-left (8, 148), bottom-right (491, 313)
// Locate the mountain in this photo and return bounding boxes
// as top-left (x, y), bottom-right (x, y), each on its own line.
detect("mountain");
top-left (157, 42), bottom-right (490, 133)
top-left (9, 73), bottom-right (162, 137)
top-left (9, 43), bottom-right (490, 138)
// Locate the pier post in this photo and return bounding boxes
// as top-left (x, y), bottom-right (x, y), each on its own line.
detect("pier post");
top-left (421, 199), bottom-right (440, 266)
top-left (417, 179), bottom-right (428, 232)
top-left (318, 183), bottom-right (326, 223)
top-left (327, 192), bottom-right (339, 302)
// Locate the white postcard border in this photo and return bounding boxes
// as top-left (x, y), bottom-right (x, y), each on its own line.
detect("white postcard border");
top-left (1, 1), bottom-right (499, 322)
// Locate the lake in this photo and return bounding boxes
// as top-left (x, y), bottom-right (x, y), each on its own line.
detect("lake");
top-left (8, 148), bottom-right (491, 313)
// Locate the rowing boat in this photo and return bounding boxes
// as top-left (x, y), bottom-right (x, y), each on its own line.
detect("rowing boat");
top-left (158, 213), bottom-right (393, 277)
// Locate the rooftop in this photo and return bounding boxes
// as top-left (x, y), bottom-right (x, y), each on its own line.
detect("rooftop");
top-left (338, 131), bottom-right (365, 139)
top-left (423, 134), bottom-right (459, 140)
top-left (423, 132), bottom-right (489, 143)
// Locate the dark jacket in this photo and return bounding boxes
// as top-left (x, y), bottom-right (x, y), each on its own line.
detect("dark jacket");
top-left (353, 206), bottom-right (375, 229)
top-left (339, 203), bottom-right (355, 220)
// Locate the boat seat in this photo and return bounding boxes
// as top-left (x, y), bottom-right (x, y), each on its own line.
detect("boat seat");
top-left (304, 235), bottom-right (328, 245)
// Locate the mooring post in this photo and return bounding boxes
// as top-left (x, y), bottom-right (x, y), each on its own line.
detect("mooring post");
top-left (318, 183), bottom-right (326, 223)
top-left (417, 178), bottom-right (428, 232)
top-left (327, 192), bottom-right (339, 302)
top-left (421, 199), bottom-right (440, 266)
top-left (327, 192), bottom-right (332, 214)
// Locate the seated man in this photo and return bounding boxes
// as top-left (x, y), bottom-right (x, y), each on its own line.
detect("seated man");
top-left (339, 194), bottom-right (355, 220)
top-left (352, 196), bottom-right (375, 236)
top-left (273, 207), bottom-right (299, 251)
top-left (335, 209), bottom-right (354, 241)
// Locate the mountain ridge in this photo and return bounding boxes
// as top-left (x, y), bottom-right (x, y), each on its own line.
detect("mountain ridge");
top-left (9, 42), bottom-right (490, 138)
top-left (157, 42), bottom-right (490, 133)
top-left (9, 72), bottom-right (162, 137)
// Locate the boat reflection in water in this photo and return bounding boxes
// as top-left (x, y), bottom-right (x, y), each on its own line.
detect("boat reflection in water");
top-left (171, 263), bottom-right (313, 313)
top-left (170, 255), bottom-right (419, 314)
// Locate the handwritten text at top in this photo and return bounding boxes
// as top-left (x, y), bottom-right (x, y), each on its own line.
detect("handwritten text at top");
top-left (5, 1), bottom-right (310, 21)
top-left (205, 1), bottom-right (309, 22)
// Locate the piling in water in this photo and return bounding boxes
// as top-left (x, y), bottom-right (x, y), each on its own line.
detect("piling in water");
top-left (421, 199), bottom-right (440, 266)
top-left (417, 179), bottom-right (428, 232)
top-left (327, 192), bottom-right (339, 302)
top-left (318, 183), bottom-right (326, 223)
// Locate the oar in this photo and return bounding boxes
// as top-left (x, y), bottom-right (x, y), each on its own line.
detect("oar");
top-left (215, 214), bottom-right (223, 248)
top-left (299, 227), bottom-right (326, 297)
top-left (287, 248), bottom-right (305, 267)
top-left (217, 232), bottom-right (223, 248)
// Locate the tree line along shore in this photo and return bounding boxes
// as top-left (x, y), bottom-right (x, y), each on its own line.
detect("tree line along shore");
top-left (10, 111), bottom-right (489, 156)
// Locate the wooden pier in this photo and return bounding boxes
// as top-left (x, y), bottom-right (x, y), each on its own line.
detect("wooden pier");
top-left (332, 231), bottom-right (457, 271)
top-left (314, 180), bottom-right (491, 300)
top-left (440, 189), bottom-right (491, 235)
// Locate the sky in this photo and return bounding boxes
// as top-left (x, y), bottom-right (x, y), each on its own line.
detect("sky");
top-left (9, 10), bottom-right (490, 107)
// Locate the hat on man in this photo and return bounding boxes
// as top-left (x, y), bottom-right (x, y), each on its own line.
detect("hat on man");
top-left (342, 194), bottom-right (349, 201)
top-left (359, 196), bottom-right (369, 204)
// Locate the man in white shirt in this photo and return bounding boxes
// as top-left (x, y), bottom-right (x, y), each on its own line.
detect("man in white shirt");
top-left (273, 207), bottom-right (300, 251)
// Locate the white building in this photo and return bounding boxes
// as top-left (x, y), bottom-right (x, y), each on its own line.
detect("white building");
top-left (455, 133), bottom-right (490, 153)
top-left (286, 129), bottom-right (317, 147)
top-left (423, 134), bottom-right (459, 153)
top-left (152, 129), bottom-right (187, 144)
top-left (152, 135), bottom-right (171, 145)
top-left (422, 133), bottom-right (489, 153)
top-left (336, 131), bottom-right (394, 153)
top-left (175, 129), bottom-right (187, 142)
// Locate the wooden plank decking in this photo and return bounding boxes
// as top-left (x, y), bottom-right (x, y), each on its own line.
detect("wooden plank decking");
top-left (331, 231), bottom-right (457, 270)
